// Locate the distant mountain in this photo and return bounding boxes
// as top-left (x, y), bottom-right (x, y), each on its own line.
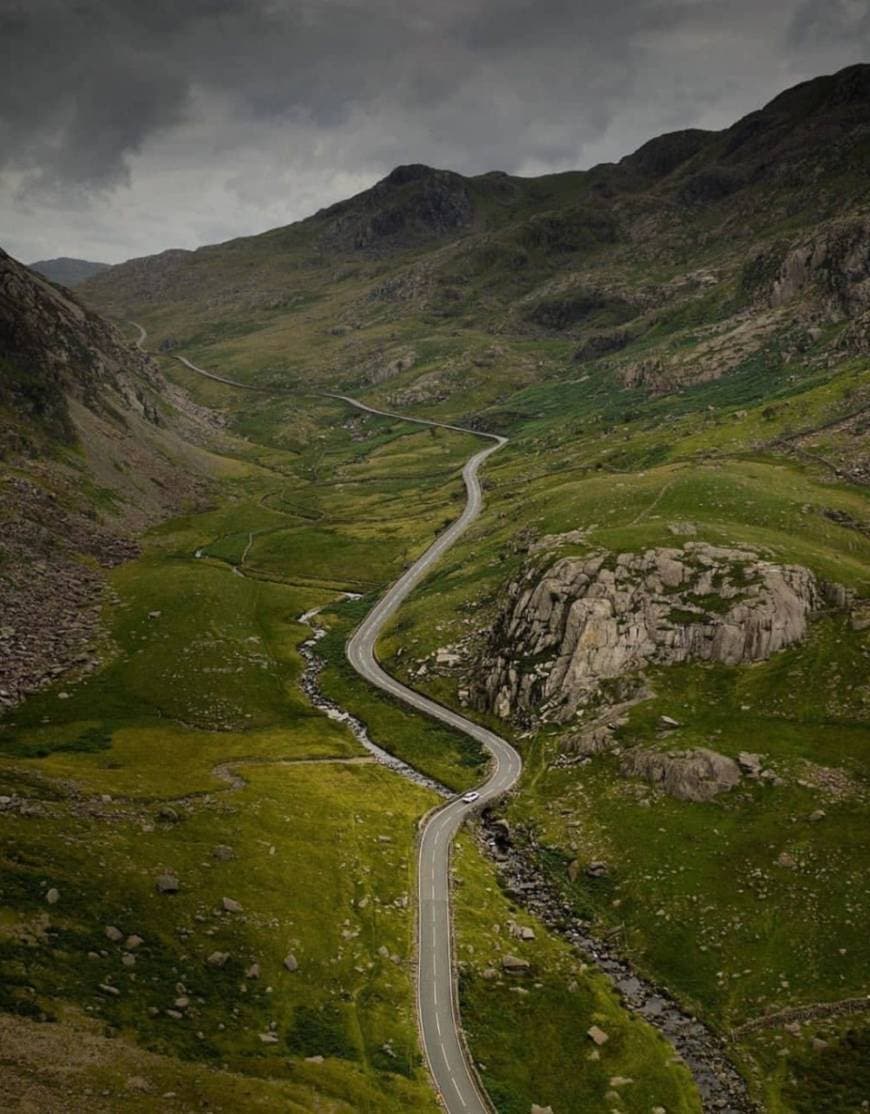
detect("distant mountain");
top-left (78, 63), bottom-right (870, 414)
top-left (29, 256), bottom-right (110, 287)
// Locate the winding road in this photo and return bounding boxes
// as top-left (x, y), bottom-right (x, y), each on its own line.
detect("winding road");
top-left (131, 324), bottom-right (521, 1113)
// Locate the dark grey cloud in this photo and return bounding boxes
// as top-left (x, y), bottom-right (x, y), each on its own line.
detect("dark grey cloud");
top-left (0, 0), bottom-right (867, 262)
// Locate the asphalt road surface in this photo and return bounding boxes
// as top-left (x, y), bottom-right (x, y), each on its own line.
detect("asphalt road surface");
top-left (131, 324), bottom-right (523, 1112)
top-left (341, 399), bottom-right (520, 1114)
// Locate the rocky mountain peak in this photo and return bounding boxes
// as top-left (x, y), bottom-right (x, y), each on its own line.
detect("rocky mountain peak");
top-left (315, 162), bottom-right (474, 255)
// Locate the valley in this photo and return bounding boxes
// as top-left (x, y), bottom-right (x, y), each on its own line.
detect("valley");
top-left (1, 63), bottom-right (869, 1114)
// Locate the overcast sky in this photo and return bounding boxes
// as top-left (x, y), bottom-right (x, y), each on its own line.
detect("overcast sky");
top-left (1, 0), bottom-right (868, 265)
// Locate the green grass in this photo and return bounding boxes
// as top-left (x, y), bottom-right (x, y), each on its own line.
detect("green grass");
top-left (316, 596), bottom-right (486, 791)
top-left (0, 760), bottom-right (440, 1111)
top-left (452, 832), bottom-right (702, 1114)
top-left (0, 398), bottom-right (488, 1110)
top-left (12, 171), bottom-right (870, 1112)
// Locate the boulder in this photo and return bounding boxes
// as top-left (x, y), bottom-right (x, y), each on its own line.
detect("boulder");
top-left (737, 751), bottom-right (763, 776)
top-left (155, 873), bottom-right (179, 894)
top-left (587, 1025), bottom-right (609, 1045)
top-left (221, 897), bottom-right (243, 913)
top-left (206, 951), bottom-right (230, 968)
top-left (283, 953), bottom-right (299, 972)
top-left (620, 747), bottom-right (741, 802)
top-left (501, 954), bottom-right (530, 974)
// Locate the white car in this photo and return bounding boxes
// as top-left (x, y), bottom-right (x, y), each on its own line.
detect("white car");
top-left (461, 791), bottom-right (480, 804)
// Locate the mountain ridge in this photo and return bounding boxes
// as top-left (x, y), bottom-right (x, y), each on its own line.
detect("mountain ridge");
top-left (28, 256), bottom-right (110, 287)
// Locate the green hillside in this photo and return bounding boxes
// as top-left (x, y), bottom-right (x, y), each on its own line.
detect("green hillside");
top-left (1, 63), bottom-right (867, 1113)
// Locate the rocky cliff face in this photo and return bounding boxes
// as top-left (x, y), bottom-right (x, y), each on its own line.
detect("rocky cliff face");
top-left (759, 217), bottom-right (870, 316)
top-left (474, 542), bottom-right (846, 724)
top-left (0, 247), bottom-right (164, 451)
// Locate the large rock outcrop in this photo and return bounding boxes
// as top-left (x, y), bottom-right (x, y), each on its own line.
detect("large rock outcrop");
top-left (768, 217), bottom-right (870, 315)
top-left (474, 543), bottom-right (843, 723)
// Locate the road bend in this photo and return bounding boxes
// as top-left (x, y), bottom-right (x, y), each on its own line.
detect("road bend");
top-left (129, 324), bottom-right (523, 1113)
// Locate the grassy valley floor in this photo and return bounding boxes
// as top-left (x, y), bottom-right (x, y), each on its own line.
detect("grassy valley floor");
top-left (0, 379), bottom-right (704, 1112)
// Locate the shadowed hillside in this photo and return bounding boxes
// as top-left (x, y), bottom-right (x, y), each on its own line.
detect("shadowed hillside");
top-left (0, 248), bottom-right (217, 708)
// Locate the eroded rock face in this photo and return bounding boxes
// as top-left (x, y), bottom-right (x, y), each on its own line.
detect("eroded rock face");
top-left (769, 217), bottom-right (870, 315)
top-left (474, 543), bottom-right (842, 723)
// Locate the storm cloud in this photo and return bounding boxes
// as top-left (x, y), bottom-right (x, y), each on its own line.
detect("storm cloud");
top-left (1, 0), bottom-right (868, 262)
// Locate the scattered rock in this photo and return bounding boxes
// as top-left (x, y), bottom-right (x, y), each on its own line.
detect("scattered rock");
top-left (585, 861), bottom-right (610, 879)
top-left (737, 752), bottom-right (763, 776)
top-left (587, 1025), bottom-right (609, 1046)
top-left (155, 873), bottom-right (179, 894)
top-left (105, 925), bottom-right (124, 943)
top-left (206, 951), bottom-right (230, 968)
top-left (501, 954), bottom-right (530, 974)
top-left (45, 887), bottom-right (60, 905)
top-left (212, 845), bottom-right (235, 861)
top-left (659, 715), bottom-right (681, 729)
top-left (283, 953), bottom-right (299, 972)
top-left (221, 897), bottom-right (243, 913)
top-left (809, 809), bottom-right (826, 822)
top-left (245, 963), bottom-right (260, 980)
top-left (125, 1076), bottom-right (152, 1094)
top-left (125, 934), bottom-right (144, 950)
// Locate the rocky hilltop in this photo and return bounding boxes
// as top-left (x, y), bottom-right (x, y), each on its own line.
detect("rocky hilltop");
top-left (474, 542), bottom-right (848, 724)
